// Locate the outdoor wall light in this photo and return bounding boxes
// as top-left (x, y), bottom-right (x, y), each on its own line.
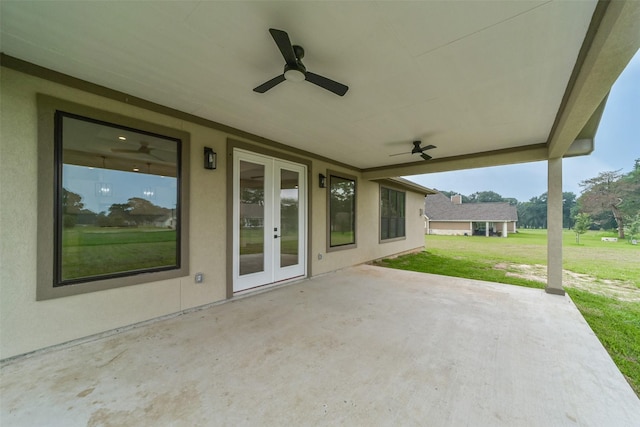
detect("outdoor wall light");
top-left (319, 173), bottom-right (326, 188)
top-left (204, 147), bottom-right (217, 170)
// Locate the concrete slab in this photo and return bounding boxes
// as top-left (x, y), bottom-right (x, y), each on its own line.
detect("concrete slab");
top-left (2, 265), bottom-right (639, 426)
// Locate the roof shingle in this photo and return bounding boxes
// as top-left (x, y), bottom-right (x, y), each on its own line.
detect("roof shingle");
top-left (425, 192), bottom-right (518, 222)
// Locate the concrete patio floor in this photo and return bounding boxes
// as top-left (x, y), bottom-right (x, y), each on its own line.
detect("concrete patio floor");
top-left (2, 264), bottom-right (639, 426)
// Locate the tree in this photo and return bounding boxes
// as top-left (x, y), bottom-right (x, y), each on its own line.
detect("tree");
top-left (470, 190), bottom-right (504, 203)
top-left (578, 167), bottom-right (640, 238)
top-left (562, 192), bottom-right (577, 229)
top-left (127, 197), bottom-right (169, 226)
top-left (62, 188), bottom-right (84, 228)
top-left (573, 213), bottom-right (591, 244)
top-left (624, 213), bottom-right (640, 243)
top-left (517, 193), bottom-right (547, 229)
top-left (618, 159), bottom-right (640, 219)
top-left (106, 203), bottom-right (132, 227)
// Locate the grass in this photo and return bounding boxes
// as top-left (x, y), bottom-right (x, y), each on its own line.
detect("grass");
top-left (330, 230), bottom-right (355, 246)
top-left (419, 229), bottom-right (639, 285)
top-left (62, 227), bottom-right (177, 280)
top-left (240, 228), bottom-right (299, 255)
top-left (375, 230), bottom-right (640, 396)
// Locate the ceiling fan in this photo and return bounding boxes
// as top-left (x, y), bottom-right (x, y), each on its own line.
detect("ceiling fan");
top-left (389, 140), bottom-right (437, 160)
top-left (111, 141), bottom-right (166, 162)
top-left (253, 28), bottom-right (349, 96)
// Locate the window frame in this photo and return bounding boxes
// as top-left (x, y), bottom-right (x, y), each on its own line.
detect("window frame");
top-left (379, 185), bottom-right (406, 243)
top-left (37, 95), bottom-right (190, 300)
top-left (326, 170), bottom-right (357, 252)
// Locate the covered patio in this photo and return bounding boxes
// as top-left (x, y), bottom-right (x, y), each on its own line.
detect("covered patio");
top-left (2, 265), bottom-right (638, 426)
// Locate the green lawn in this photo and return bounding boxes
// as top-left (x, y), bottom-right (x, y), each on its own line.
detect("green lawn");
top-left (330, 231), bottom-right (355, 246)
top-left (62, 227), bottom-right (177, 280)
top-left (375, 230), bottom-right (640, 396)
top-left (240, 227), bottom-right (299, 255)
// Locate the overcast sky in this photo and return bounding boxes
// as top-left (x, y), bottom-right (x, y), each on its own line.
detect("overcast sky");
top-left (407, 49), bottom-right (639, 203)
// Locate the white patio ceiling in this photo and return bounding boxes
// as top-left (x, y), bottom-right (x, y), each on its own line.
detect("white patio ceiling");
top-left (1, 1), bottom-right (637, 176)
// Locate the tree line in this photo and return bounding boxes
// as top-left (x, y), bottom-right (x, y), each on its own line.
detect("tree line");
top-left (63, 189), bottom-right (173, 228)
top-left (438, 159), bottom-right (640, 241)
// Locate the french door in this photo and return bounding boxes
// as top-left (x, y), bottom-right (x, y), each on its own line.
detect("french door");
top-left (233, 150), bottom-right (307, 292)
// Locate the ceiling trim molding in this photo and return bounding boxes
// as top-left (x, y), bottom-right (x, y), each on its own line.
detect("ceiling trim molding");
top-left (361, 143), bottom-right (548, 180)
top-left (0, 53), bottom-right (358, 173)
top-left (547, 0), bottom-right (640, 159)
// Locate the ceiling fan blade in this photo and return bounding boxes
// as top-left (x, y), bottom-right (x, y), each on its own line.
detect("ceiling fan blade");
top-left (421, 144), bottom-right (437, 151)
top-left (305, 72), bottom-right (349, 96)
top-left (389, 152), bottom-right (410, 157)
top-left (253, 74), bottom-right (286, 93)
top-left (420, 153), bottom-right (432, 161)
top-left (269, 28), bottom-right (298, 66)
top-left (148, 152), bottom-right (167, 162)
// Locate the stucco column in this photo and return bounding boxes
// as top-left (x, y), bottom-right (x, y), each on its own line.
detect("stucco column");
top-left (503, 222), bottom-right (508, 238)
top-left (546, 158), bottom-right (565, 295)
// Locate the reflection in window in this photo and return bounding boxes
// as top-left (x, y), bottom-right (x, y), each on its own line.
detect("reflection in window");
top-left (56, 112), bottom-right (180, 285)
top-left (280, 169), bottom-right (299, 267)
top-left (239, 160), bottom-right (265, 276)
top-left (329, 174), bottom-right (356, 248)
top-left (380, 187), bottom-right (405, 240)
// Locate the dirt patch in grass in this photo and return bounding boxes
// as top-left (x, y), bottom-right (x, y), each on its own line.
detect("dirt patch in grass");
top-left (494, 263), bottom-right (640, 302)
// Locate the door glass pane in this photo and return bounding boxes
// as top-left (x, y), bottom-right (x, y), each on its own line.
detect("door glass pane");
top-left (239, 161), bottom-right (265, 275)
top-left (280, 169), bottom-right (299, 268)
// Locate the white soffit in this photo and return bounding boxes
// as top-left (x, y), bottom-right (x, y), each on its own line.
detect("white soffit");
top-left (1, 1), bottom-right (598, 169)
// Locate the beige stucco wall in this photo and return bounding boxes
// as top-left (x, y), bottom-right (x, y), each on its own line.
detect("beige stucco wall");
top-left (0, 67), bottom-right (425, 359)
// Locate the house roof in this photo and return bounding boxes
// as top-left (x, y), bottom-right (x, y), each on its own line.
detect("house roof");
top-left (425, 192), bottom-right (518, 222)
top-left (374, 178), bottom-right (437, 197)
top-left (1, 2), bottom-right (638, 177)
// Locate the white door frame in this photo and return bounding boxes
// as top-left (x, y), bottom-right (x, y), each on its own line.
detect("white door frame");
top-left (232, 149), bottom-right (307, 292)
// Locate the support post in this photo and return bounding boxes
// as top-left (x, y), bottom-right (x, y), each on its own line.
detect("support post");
top-left (503, 222), bottom-right (508, 238)
top-left (546, 158), bottom-right (565, 295)
top-left (485, 222), bottom-right (489, 237)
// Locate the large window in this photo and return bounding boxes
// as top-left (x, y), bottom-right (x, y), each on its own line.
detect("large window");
top-left (380, 186), bottom-right (405, 241)
top-left (327, 171), bottom-right (356, 250)
top-left (37, 96), bottom-right (190, 300)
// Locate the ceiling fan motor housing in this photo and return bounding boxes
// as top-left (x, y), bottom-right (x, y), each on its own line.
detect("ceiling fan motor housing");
top-left (411, 140), bottom-right (423, 154)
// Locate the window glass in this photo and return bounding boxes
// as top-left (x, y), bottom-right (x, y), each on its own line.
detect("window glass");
top-left (381, 187), bottom-right (405, 240)
top-left (329, 174), bottom-right (356, 247)
top-left (56, 112), bottom-right (181, 285)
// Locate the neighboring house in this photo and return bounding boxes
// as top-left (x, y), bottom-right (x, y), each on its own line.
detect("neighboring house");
top-left (240, 203), bottom-right (265, 228)
top-left (425, 193), bottom-right (518, 237)
top-left (159, 216), bottom-right (177, 229)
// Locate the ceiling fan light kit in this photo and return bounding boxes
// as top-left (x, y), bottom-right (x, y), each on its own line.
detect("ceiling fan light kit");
top-left (253, 28), bottom-right (349, 96)
top-left (284, 66), bottom-right (305, 82)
